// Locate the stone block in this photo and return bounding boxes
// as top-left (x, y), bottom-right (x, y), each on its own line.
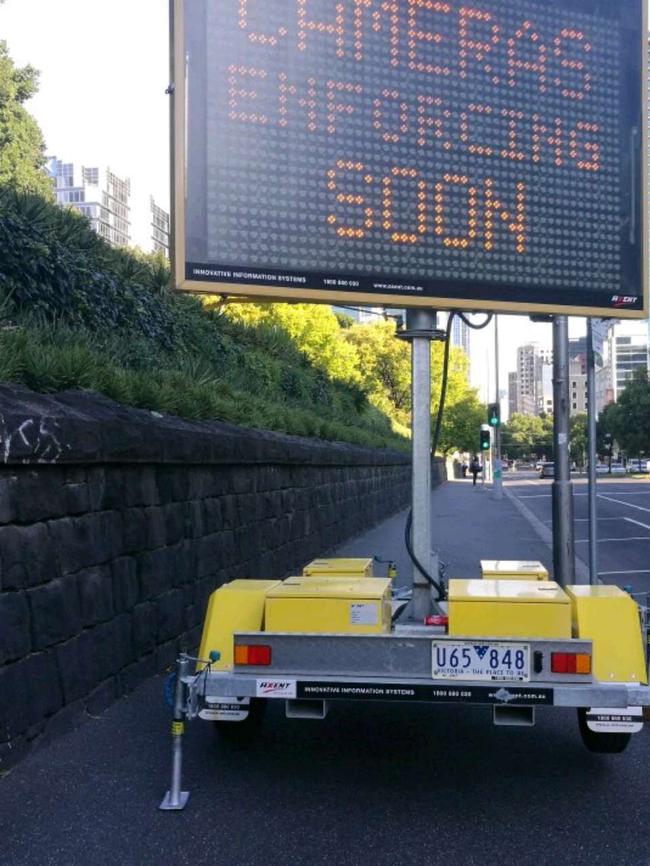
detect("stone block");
top-left (63, 479), bottom-right (90, 515)
top-left (119, 653), bottom-right (156, 694)
top-left (133, 602), bottom-right (157, 655)
top-left (164, 503), bottom-right (186, 546)
top-left (112, 557), bottom-right (138, 612)
top-left (156, 466), bottom-right (189, 504)
top-left (99, 467), bottom-right (157, 509)
top-left (0, 591), bottom-right (31, 663)
top-left (156, 589), bottom-right (185, 642)
top-left (144, 507), bottom-right (167, 550)
top-left (202, 498), bottom-right (223, 533)
top-left (196, 533), bottom-right (221, 578)
top-left (184, 501), bottom-right (204, 540)
top-left (0, 474), bottom-right (18, 525)
top-left (0, 651), bottom-right (62, 740)
top-left (170, 541), bottom-right (196, 588)
top-left (0, 523), bottom-right (58, 589)
top-left (85, 678), bottom-right (118, 716)
top-left (77, 564), bottom-right (114, 627)
top-left (120, 508), bottom-right (147, 555)
top-left (220, 496), bottom-right (238, 530)
top-left (14, 468), bottom-right (67, 523)
top-left (50, 512), bottom-right (120, 574)
top-left (28, 577), bottom-right (81, 650)
top-left (156, 638), bottom-right (179, 673)
top-left (137, 547), bottom-right (173, 600)
top-left (86, 467), bottom-right (106, 511)
top-left (56, 632), bottom-right (94, 703)
top-left (91, 615), bottom-right (133, 682)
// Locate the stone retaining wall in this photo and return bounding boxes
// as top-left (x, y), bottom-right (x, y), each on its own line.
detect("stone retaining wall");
top-left (0, 386), bottom-right (439, 767)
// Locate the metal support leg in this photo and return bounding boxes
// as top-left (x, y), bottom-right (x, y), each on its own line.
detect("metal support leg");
top-left (159, 656), bottom-right (191, 811)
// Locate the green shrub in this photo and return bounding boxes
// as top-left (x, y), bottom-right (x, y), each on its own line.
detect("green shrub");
top-left (0, 189), bottom-right (408, 453)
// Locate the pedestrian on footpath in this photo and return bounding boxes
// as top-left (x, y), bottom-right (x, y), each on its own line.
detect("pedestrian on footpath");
top-left (470, 455), bottom-right (481, 487)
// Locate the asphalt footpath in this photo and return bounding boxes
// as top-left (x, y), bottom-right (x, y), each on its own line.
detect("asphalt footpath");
top-left (1, 477), bottom-right (649, 866)
top-left (336, 474), bottom-right (554, 583)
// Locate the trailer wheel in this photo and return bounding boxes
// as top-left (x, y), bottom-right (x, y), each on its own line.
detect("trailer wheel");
top-left (577, 708), bottom-right (632, 754)
top-left (214, 698), bottom-right (267, 746)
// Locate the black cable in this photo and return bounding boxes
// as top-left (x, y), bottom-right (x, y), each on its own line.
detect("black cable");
top-left (457, 311), bottom-right (493, 330)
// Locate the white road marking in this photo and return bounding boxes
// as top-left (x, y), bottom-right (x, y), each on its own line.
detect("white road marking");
top-left (624, 517), bottom-right (650, 532)
top-left (598, 493), bottom-right (650, 514)
top-left (599, 569), bottom-right (650, 576)
top-left (576, 536), bottom-right (650, 543)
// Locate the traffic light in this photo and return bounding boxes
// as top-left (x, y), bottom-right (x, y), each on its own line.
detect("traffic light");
top-left (488, 403), bottom-right (501, 428)
top-left (480, 428), bottom-right (491, 451)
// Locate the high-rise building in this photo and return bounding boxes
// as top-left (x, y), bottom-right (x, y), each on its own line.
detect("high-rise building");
top-left (45, 156), bottom-right (170, 256)
top-left (130, 193), bottom-right (171, 257)
top-left (451, 316), bottom-right (470, 356)
top-left (46, 157), bottom-right (131, 247)
top-left (508, 371), bottom-right (518, 418)
top-left (597, 321), bottom-right (649, 409)
top-left (515, 343), bottom-right (549, 416)
top-left (568, 359), bottom-right (588, 416)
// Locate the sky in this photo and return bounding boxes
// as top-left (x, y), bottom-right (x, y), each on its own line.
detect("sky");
top-left (0, 0), bottom-right (596, 403)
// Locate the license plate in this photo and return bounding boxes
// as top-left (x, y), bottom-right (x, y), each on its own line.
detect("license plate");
top-left (431, 641), bottom-right (530, 682)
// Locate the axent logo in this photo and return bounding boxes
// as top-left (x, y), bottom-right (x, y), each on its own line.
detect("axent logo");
top-left (256, 680), bottom-right (297, 698)
top-left (612, 296), bottom-right (639, 308)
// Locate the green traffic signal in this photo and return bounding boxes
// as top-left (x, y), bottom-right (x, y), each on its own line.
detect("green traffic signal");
top-left (480, 429), bottom-right (491, 450)
top-left (488, 403), bottom-right (501, 427)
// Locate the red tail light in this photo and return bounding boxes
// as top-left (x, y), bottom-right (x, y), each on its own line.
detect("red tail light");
top-left (234, 644), bottom-right (272, 666)
top-left (551, 652), bottom-right (591, 674)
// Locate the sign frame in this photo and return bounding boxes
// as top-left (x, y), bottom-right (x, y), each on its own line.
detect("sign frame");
top-left (170, 0), bottom-right (648, 319)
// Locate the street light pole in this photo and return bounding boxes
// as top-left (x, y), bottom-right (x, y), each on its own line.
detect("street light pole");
top-left (552, 316), bottom-right (575, 586)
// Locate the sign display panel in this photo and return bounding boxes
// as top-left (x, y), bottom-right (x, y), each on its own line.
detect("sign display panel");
top-left (173, 0), bottom-right (646, 316)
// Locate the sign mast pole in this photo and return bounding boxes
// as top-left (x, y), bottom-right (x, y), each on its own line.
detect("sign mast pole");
top-left (586, 319), bottom-right (599, 585)
top-left (552, 316), bottom-right (576, 586)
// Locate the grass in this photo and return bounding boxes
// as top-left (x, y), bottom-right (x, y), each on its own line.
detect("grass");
top-left (0, 320), bottom-right (409, 452)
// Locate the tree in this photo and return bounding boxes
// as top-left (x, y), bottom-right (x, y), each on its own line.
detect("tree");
top-left (220, 301), bottom-right (361, 384)
top-left (500, 413), bottom-right (554, 459)
top-left (0, 41), bottom-right (52, 198)
top-left (602, 373), bottom-right (650, 458)
top-left (437, 394), bottom-right (486, 455)
top-left (570, 413), bottom-right (587, 467)
top-left (343, 320), bottom-right (410, 424)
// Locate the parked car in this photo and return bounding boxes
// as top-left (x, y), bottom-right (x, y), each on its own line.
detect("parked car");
top-left (610, 463), bottom-right (626, 476)
top-left (627, 459), bottom-right (648, 474)
top-left (539, 462), bottom-right (555, 478)
top-left (595, 464), bottom-right (609, 475)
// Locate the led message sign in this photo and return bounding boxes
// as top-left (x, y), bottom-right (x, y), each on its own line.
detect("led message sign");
top-left (173, 0), bottom-right (646, 316)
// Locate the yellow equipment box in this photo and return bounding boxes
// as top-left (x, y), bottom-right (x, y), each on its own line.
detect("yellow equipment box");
top-left (265, 577), bottom-right (391, 634)
top-left (302, 558), bottom-right (374, 577)
top-left (198, 580), bottom-right (281, 671)
top-left (565, 585), bottom-right (647, 685)
top-left (480, 560), bottom-right (549, 581)
top-left (448, 579), bottom-right (571, 639)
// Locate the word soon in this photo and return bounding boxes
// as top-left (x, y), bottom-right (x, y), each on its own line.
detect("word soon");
top-left (328, 163), bottom-right (526, 252)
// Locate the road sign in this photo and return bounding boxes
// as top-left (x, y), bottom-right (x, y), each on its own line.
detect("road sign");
top-left (590, 318), bottom-right (611, 367)
top-left (172, 0), bottom-right (647, 318)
